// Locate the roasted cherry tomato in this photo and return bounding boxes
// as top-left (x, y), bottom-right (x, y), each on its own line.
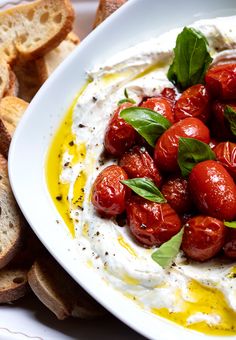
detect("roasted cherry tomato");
top-left (91, 165), bottom-right (130, 216)
top-left (104, 102), bottom-right (137, 156)
top-left (182, 216), bottom-right (226, 262)
top-left (189, 160), bottom-right (236, 220)
top-left (126, 196), bottom-right (181, 247)
top-left (174, 84), bottom-right (210, 123)
top-left (210, 101), bottom-right (236, 141)
top-left (161, 87), bottom-right (177, 102)
top-left (154, 117), bottom-right (210, 172)
top-left (223, 229), bottom-right (236, 259)
top-left (161, 176), bottom-right (193, 214)
top-left (119, 146), bottom-right (162, 187)
top-left (209, 139), bottom-right (219, 150)
top-left (205, 63), bottom-right (236, 100)
top-left (141, 97), bottom-right (175, 123)
top-left (214, 142), bottom-right (236, 181)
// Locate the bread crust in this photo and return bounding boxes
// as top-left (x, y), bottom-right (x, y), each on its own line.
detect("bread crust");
top-left (0, 155), bottom-right (23, 269)
top-left (0, 267), bottom-right (28, 303)
top-left (28, 256), bottom-right (105, 320)
top-left (36, 32), bottom-right (80, 84)
top-left (0, 96), bottom-right (28, 158)
top-left (93, 0), bottom-right (127, 28)
top-left (0, 120), bottom-right (11, 160)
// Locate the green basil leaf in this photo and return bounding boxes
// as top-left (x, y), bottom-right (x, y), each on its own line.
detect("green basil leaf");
top-left (124, 88), bottom-right (129, 98)
top-left (118, 88), bottom-right (136, 105)
top-left (224, 221), bottom-right (236, 228)
top-left (178, 137), bottom-right (216, 177)
top-left (120, 107), bottom-right (171, 147)
top-left (224, 106), bottom-right (236, 136)
top-left (151, 228), bottom-right (184, 268)
top-left (118, 98), bottom-right (136, 105)
top-left (121, 178), bottom-right (166, 203)
top-left (167, 27), bottom-right (213, 91)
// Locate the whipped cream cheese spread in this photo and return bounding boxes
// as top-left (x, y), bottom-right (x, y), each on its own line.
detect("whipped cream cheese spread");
top-left (47, 16), bottom-right (236, 335)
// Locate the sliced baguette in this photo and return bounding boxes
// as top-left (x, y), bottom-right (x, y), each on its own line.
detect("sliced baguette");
top-left (9, 221), bottom-right (44, 269)
top-left (0, 96), bottom-right (28, 135)
top-left (0, 0), bottom-right (75, 63)
top-left (28, 256), bottom-right (105, 320)
top-left (93, 0), bottom-right (127, 28)
top-left (0, 267), bottom-right (28, 303)
top-left (13, 60), bottom-right (40, 102)
top-left (4, 70), bottom-right (19, 98)
top-left (0, 62), bottom-right (18, 100)
top-left (0, 155), bottom-right (22, 269)
top-left (0, 120), bottom-right (11, 160)
top-left (36, 32), bottom-right (80, 84)
top-left (0, 96), bottom-right (28, 158)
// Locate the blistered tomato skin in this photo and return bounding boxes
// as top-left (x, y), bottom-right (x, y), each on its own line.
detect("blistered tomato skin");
top-left (161, 176), bottom-right (193, 214)
top-left (189, 160), bottom-right (236, 221)
top-left (91, 165), bottom-right (130, 216)
top-left (126, 196), bottom-right (181, 247)
top-left (174, 84), bottom-right (210, 123)
top-left (141, 97), bottom-right (175, 123)
top-left (119, 146), bottom-right (162, 187)
top-left (205, 63), bottom-right (236, 100)
top-left (154, 117), bottom-right (210, 172)
top-left (214, 142), bottom-right (236, 181)
top-left (104, 102), bottom-right (137, 156)
top-left (182, 216), bottom-right (226, 262)
top-left (223, 229), bottom-right (236, 259)
top-left (210, 101), bottom-right (236, 140)
top-left (161, 87), bottom-right (177, 102)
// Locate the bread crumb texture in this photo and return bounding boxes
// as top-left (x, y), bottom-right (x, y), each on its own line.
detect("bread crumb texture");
top-left (0, 0), bottom-right (74, 63)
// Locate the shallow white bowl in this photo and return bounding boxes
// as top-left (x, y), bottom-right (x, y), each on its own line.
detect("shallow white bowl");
top-left (9, 0), bottom-right (236, 339)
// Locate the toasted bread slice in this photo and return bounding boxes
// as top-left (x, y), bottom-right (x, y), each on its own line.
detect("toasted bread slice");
top-left (93, 0), bottom-right (127, 28)
top-left (0, 96), bottom-right (28, 135)
top-left (0, 121), bottom-right (11, 160)
top-left (0, 267), bottom-right (28, 303)
top-left (28, 256), bottom-right (105, 320)
top-left (0, 62), bottom-right (18, 100)
top-left (10, 223), bottom-right (44, 269)
top-left (0, 62), bottom-right (10, 101)
top-left (0, 0), bottom-right (74, 63)
top-left (36, 32), bottom-right (80, 84)
top-left (13, 60), bottom-right (40, 102)
top-left (0, 155), bottom-right (22, 269)
top-left (4, 70), bottom-right (19, 98)
top-left (0, 96), bottom-right (28, 158)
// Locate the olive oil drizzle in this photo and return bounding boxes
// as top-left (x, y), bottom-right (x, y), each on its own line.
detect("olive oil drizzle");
top-left (46, 83), bottom-right (89, 237)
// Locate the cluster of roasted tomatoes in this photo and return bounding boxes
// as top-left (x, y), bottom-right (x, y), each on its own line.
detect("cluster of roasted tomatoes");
top-left (91, 63), bottom-right (236, 262)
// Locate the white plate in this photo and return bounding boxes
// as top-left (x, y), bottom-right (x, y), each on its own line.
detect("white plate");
top-left (8, 0), bottom-right (236, 339)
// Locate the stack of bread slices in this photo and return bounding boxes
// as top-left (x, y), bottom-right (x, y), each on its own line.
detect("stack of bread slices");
top-left (0, 0), bottom-right (126, 320)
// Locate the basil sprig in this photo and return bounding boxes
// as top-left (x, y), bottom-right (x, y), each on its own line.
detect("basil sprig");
top-left (118, 88), bottom-right (136, 105)
top-left (167, 27), bottom-right (213, 91)
top-left (224, 221), bottom-right (236, 228)
top-left (178, 137), bottom-right (216, 177)
top-left (224, 106), bottom-right (236, 136)
top-left (151, 228), bottom-right (184, 268)
top-left (121, 178), bottom-right (166, 203)
top-left (120, 107), bottom-right (171, 147)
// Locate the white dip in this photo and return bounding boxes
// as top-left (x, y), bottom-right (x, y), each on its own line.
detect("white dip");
top-left (60, 16), bottom-right (236, 328)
